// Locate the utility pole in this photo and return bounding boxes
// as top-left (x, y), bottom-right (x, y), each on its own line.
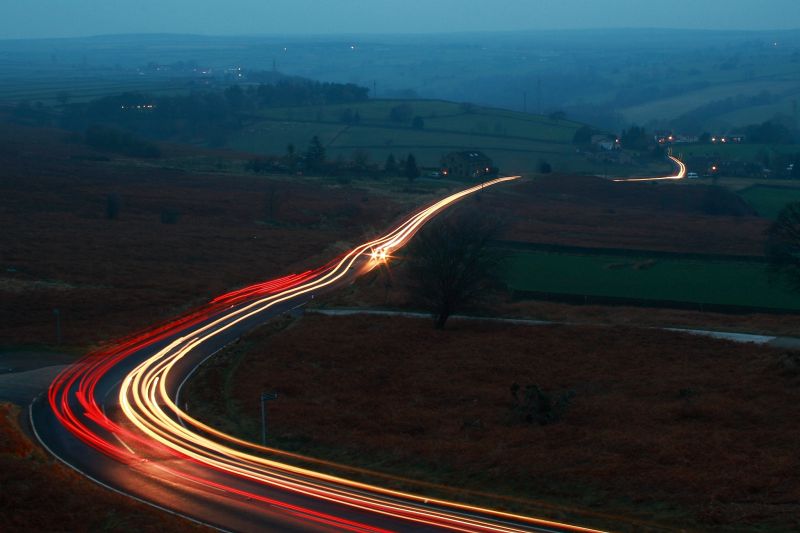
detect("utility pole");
top-left (260, 391), bottom-right (278, 444)
top-left (53, 308), bottom-right (61, 345)
top-left (373, 80), bottom-right (377, 99)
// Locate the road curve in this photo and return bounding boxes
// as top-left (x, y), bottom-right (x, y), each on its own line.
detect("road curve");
top-left (612, 155), bottom-right (686, 182)
top-left (32, 175), bottom-right (604, 533)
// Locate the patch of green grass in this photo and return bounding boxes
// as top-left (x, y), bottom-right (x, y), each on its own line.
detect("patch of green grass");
top-left (739, 185), bottom-right (800, 219)
top-left (677, 143), bottom-right (797, 161)
top-left (233, 99), bottom-right (598, 173)
top-left (504, 250), bottom-right (800, 311)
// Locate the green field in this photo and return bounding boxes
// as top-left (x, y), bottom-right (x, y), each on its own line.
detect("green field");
top-left (230, 99), bottom-right (631, 175)
top-left (0, 73), bottom-right (191, 105)
top-left (739, 185), bottom-right (800, 218)
top-left (504, 250), bottom-right (800, 311)
top-left (620, 79), bottom-right (800, 128)
top-left (676, 142), bottom-right (798, 160)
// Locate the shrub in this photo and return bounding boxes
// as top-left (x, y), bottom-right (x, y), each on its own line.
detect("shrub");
top-left (510, 383), bottom-right (574, 425)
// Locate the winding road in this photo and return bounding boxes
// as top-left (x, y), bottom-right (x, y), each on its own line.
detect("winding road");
top-left (612, 155), bottom-right (687, 182)
top-left (31, 154), bottom-right (689, 531)
top-left (31, 175), bottom-right (606, 532)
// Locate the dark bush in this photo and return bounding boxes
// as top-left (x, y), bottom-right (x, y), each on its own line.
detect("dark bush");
top-left (510, 383), bottom-right (574, 425)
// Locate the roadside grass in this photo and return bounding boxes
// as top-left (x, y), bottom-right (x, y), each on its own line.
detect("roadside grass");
top-left (184, 314), bottom-right (800, 532)
top-left (0, 402), bottom-right (206, 531)
top-left (503, 249), bottom-right (800, 312)
top-left (183, 318), bottom-right (692, 532)
top-left (738, 184), bottom-right (800, 218)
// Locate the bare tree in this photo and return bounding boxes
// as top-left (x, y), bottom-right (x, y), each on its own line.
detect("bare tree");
top-left (407, 211), bottom-right (502, 329)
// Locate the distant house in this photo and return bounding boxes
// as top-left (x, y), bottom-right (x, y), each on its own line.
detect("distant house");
top-left (440, 151), bottom-right (497, 179)
top-left (590, 134), bottom-right (619, 151)
top-left (655, 132), bottom-right (698, 144)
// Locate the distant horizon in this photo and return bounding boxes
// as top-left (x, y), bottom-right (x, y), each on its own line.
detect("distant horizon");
top-left (3, 0), bottom-right (799, 40)
top-left (3, 26), bottom-right (800, 43)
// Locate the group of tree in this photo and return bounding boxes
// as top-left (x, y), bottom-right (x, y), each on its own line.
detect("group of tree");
top-left (743, 119), bottom-right (797, 145)
top-left (60, 78), bottom-right (369, 144)
top-left (386, 103), bottom-right (426, 130)
top-left (382, 152), bottom-right (420, 180)
top-left (389, 103), bottom-right (414, 123)
top-left (572, 125), bottom-right (597, 145)
top-left (244, 137), bottom-right (425, 182)
top-left (619, 124), bottom-right (652, 152)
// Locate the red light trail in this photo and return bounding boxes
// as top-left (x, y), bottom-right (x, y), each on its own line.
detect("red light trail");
top-left (43, 175), bottom-right (604, 532)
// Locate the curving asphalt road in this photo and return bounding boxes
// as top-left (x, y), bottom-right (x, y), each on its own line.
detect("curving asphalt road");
top-left (30, 156), bottom-right (692, 531)
top-left (31, 175), bottom-right (605, 533)
top-left (612, 154), bottom-right (687, 182)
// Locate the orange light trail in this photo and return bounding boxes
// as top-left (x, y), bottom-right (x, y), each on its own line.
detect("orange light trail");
top-left (612, 155), bottom-right (686, 182)
top-left (47, 174), bottom-right (605, 532)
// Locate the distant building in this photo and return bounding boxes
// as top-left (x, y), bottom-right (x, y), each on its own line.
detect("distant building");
top-left (440, 151), bottom-right (497, 179)
top-left (710, 134), bottom-right (746, 144)
top-left (655, 132), bottom-right (698, 145)
top-left (590, 134), bottom-right (620, 151)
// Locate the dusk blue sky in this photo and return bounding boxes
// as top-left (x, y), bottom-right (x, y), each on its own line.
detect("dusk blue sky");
top-left (3, 0), bottom-right (799, 39)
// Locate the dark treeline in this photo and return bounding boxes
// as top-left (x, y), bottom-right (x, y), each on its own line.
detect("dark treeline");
top-left (246, 140), bottom-right (424, 182)
top-left (59, 77), bottom-right (369, 145)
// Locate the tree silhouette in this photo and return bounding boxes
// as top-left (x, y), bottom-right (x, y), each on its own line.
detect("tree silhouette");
top-left (384, 153), bottom-right (398, 176)
top-left (404, 153), bottom-right (420, 181)
top-left (407, 211), bottom-right (501, 329)
top-left (620, 125), bottom-right (651, 151)
top-left (305, 136), bottom-right (326, 173)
